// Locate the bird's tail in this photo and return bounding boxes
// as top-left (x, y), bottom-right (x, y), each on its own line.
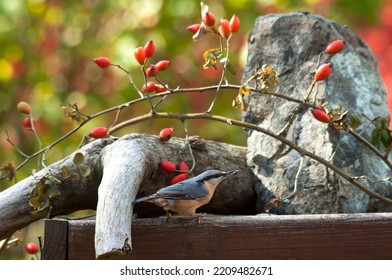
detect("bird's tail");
top-left (132, 194), bottom-right (156, 204)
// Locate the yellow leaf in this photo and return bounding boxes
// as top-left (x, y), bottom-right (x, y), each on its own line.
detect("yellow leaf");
top-left (239, 85), bottom-right (251, 96)
top-left (258, 65), bottom-right (279, 91)
top-left (232, 92), bottom-right (248, 112)
top-left (241, 97), bottom-right (248, 111)
top-left (203, 48), bottom-right (222, 70)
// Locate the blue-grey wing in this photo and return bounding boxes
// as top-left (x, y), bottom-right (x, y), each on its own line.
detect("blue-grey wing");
top-left (156, 180), bottom-right (208, 200)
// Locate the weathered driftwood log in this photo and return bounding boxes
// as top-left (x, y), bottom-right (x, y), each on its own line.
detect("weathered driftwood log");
top-left (0, 134), bottom-right (255, 257)
top-left (0, 138), bottom-right (114, 241)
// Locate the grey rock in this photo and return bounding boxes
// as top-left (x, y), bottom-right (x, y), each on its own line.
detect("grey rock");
top-left (242, 12), bottom-right (392, 214)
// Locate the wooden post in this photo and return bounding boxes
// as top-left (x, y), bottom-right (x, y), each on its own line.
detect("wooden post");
top-left (42, 219), bottom-right (68, 260)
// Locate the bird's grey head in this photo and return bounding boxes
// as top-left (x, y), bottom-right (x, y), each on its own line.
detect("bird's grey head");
top-left (195, 169), bottom-right (239, 185)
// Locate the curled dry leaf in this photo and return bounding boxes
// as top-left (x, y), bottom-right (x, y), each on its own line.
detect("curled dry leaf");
top-left (29, 175), bottom-right (60, 216)
top-left (203, 48), bottom-right (222, 70)
top-left (257, 65), bottom-right (279, 91)
top-left (61, 103), bottom-right (88, 123)
top-left (232, 85), bottom-right (251, 111)
top-left (0, 161), bottom-right (16, 182)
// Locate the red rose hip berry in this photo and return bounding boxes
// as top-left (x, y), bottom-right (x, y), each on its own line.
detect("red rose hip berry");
top-left (229, 14), bottom-right (240, 33)
top-left (141, 81), bottom-right (156, 93)
top-left (145, 64), bottom-right (158, 77)
top-left (156, 60), bottom-right (170, 72)
top-left (325, 40), bottom-right (345, 55)
top-left (93, 57), bottom-right (111, 68)
top-left (219, 19), bottom-right (231, 39)
top-left (89, 127), bottom-right (109, 139)
top-left (155, 84), bottom-right (166, 93)
top-left (143, 40), bottom-right (155, 58)
top-left (311, 108), bottom-right (331, 123)
top-left (203, 12), bottom-right (215, 26)
top-left (159, 127), bottom-right (174, 142)
top-left (314, 63), bottom-right (332, 81)
top-left (25, 242), bottom-right (39, 255)
top-left (134, 46), bottom-right (146, 65)
top-left (187, 23), bottom-right (201, 34)
top-left (170, 173), bottom-right (187, 184)
top-left (178, 161), bottom-right (189, 172)
top-left (22, 116), bottom-right (36, 129)
top-left (160, 160), bottom-right (176, 173)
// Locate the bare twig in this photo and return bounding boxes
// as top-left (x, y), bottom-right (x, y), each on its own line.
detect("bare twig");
top-left (152, 76), bottom-right (172, 110)
top-left (152, 95), bottom-right (168, 110)
top-left (5, 130), bottom-right (29, 158)
top-left (154, 76), bottom-right (171, 92)
top-left (141, 65), bottom-right (156, 113)
top-left (109, 107), bottom-right (124, 130)
top-left (352, 175), bottom-right (392, 184)
top-left (27, 114), bottom-right (43, 169)
top-left (328, 132), bottom-right (343, 162)
top-left (111, 63), bottom-right (143, 98)
top-left (279, 81), bottom-right (318, 136)
top-left (316, 52), bottom-right (324, 68)
top-left (304, 80), bottom-right (316, 103)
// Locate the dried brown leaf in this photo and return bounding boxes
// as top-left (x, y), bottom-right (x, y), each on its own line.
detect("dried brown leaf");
top-left (0, 161), bottom-right (16, 181)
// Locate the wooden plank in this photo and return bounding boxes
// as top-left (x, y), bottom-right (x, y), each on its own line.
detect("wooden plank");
top-left (68, 219), bottom-right (96, 260)
top-left (42, 219), bottom-right (68, 260)
top-left (57, 213), bottom-right (392, 259)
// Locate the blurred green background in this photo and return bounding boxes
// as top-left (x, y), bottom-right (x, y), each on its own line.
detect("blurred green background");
top-left (1, 0), bottom-right (391, 259)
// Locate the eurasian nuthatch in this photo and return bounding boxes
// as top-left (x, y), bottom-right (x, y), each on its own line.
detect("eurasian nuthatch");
top-left (133, 169), bottom-right (238, 216)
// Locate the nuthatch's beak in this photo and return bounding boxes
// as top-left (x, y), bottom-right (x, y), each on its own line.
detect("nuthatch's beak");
top-left (223, 170), bottom-right (239, 177)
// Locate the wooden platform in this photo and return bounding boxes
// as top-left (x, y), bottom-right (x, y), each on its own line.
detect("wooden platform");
top-left (42, 213), bottom-right (392, 260)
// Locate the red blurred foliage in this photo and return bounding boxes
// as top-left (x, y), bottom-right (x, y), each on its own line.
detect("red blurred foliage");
top-left (360, 2), bottom-right (392, 128)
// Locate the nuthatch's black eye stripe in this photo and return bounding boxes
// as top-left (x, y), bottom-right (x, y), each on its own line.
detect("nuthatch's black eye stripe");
top-left (200, 173), bottom-right (224, 181)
